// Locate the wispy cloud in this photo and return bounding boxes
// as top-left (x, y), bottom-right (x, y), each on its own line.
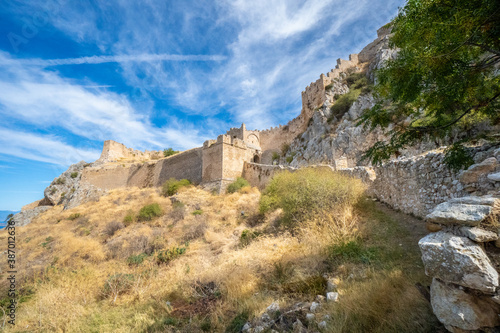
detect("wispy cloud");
top-left (0, 128), bottom-right (100, 166)
top-left (5, 54), bottom-right (227, 67)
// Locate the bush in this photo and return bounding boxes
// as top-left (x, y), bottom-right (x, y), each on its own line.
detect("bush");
top-left (67, 213), bottom-right (81, 220)
top-left (281, 143), bottom-right (290, 156)
top-left (123, 210), bottom-right (135, 226)
top-left (102, 273), bottom-right (134, 303)
top-left (104, 221), bottom-right (125, 237)
top-left (137, 203), bottom-right (163, 222)
top-left (239, 229), bottom-right (261, 247)
top-left (70, 172), bottom-right (78, 178)
top-left (127, 253), bottom-right (148, 265)
top-left (259, 167), bottom-right (365, 225)
top-left (271, 152), bottom-right (280, 162)
top-left (345, 72), bottom-right (366, 87)
top-left (191, 209), bottom-right (203, 215)
top-left (226, 177), bottom-right (250, 194)
top-left (329, 89), bottom-right (361, 121)
top-left (156, 245), bottom-right (187, 264)
top-left (55, 177), bottom-right (65, 185)
top-left (162, 178), bottom-right (191, 196)
top-left (285, 156), bottom-right (293, 164)
top-left (163, 148), bottom-right (179, 157)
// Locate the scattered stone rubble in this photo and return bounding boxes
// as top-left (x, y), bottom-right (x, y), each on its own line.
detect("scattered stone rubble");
top-left (242, 278), bottom-right (339, 332)
top-left (419, 196), bottom-right (500, 332)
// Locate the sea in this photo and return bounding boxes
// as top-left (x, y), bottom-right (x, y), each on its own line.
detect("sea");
top-left (0, 210), bottom-right (19, 229)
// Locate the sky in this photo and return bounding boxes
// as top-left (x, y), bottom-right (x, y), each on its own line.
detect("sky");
top-left (0, 0), bottom-right (404, 211)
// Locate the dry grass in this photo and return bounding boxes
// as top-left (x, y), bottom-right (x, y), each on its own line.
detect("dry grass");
top-left (0, 180), bottom-right (438, 332)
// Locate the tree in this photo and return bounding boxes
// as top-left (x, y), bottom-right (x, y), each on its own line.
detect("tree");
top-left (163, 148), bottom-right (179, 157)
top-left (358, 0), bottom-right (500, 169)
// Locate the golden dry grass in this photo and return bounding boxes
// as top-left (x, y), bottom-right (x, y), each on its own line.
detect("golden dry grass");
top-left (0, 179), bottom-right (439, 332)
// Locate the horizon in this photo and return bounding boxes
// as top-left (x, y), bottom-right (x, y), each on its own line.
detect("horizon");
top-left (0, 0), bottom-right (403, 210)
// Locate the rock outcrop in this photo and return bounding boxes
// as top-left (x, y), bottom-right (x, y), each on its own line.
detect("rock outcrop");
top-left (419, 196), bottom-right (500, 332)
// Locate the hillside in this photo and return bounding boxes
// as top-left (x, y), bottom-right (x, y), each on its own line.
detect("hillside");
top-left (0, 171), bottom-right (441, 332)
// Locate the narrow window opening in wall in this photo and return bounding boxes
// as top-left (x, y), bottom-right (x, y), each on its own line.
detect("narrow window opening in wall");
top-left (253, 155), bottom-right (260, 163)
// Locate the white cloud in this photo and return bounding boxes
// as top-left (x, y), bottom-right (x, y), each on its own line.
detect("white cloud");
top-left (0, 52), bottom-right (209, 166)
top-left (0, 128), bottom-right (100, 166)
top-left (8, 54), bottom-right (227, 67)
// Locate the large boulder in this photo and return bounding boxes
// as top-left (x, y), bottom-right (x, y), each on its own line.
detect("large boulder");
top-left (419, 231), bottom-right (499, 293)
top-left (430, 279), bottom-right (500, 331)
top-left (44, 161), bottom-right (89, 205)
top-left (426, 202), bottom-right (492, 226)
top-left (459, 157), bottom-right (498, 184)
top-left (10, 206), bottom-right (51, 227)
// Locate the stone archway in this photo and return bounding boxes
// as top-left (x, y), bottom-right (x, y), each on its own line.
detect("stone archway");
top-left (253, 155), bottom-right (260, 163)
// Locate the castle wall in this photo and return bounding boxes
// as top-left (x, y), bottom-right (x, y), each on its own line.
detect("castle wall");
top-left (339, 145), bottom-right (499, 217)
top-left (242, 162), bottom-right (296, 189)
top-left (96, 140), bottom-right (162, 164)
top-left (82, 147), bottom-right (203, 190)
top-left (202, 139), bottom-right (224, 183)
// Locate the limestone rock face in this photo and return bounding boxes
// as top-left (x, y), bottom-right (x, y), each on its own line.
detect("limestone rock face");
top-left (44, 161), bottom-right (89, 205)
top-left (11, 206), bottom-right (51, 227)
top-left (460, 226), bottom-right (499, 243)
top-left (430, 279), bottom-right (500, 331)
top-left (447, 196), bottom-right (498, 207)
top-left (43, 161), bottom-right (106, 210)
top-left (488, 172), bottom-right (500, 182)
top-left (459, 157), bottom-right (498, 184)
top-left (426, 202), bottom-right (492, 226)
top-left (419, 231), bottom-right (499, 293)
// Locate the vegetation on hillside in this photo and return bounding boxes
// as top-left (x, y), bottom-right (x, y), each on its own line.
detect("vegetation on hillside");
top-left (0, 170), bottom-right (439, 332)
top-left (358, 0), bottom-right (500, 167)
top-left (163, 148), bottom-right (179, 158)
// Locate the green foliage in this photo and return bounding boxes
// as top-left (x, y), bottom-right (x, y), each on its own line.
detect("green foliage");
top-left (123, 210), bottom-right (135, 226)
top-left (137, 203), bottom-right (163, 221)
top-left (259, 168), bottom-right (365, 226)
top-left (70, 172), bottom-right (78, 178)
top-left (41, 236), bottom-right (54, 249)
top-left (162, 178), bottom-right (191, 196)
top-left (281, 143), bottom-right (290, 156)
top-left (127, 253), bottom-right (148, 265)
top-left (144, 317), bottom-right (179, 332)
top-left (283, 275), bottom-right (327, 296)
top-left (226, 177), bottom-right (250, 193)
top-left (225, 311), bottom-right (249, 333)
top-left (271, 152), bottom-right (280, 161)
top-left (358, 0), bottom-right (500, 166)
top-left (329, 89), bottom-right (361, 121)
top-left (325, 82), bottom-right (334, 90)
top-left (163, 148), bottom-right (179, 157)
top-left (191, 209), bottom-right (203, 215)
top-left (285, 156), bottom-right (293, 163)
top-left (50, 187), bottom-right (56, 195)
top-left (68, 213), bottom-right (81, 220)
top-left (444, 143), bottom-right (474, 172)
top-left (156, 245), bottom-right (187, 264)
top-left (55, 177), bottom-right (66, 185)
top-left (327, 240), bottom-right (378, 264)
top-left (239, 229), bottom-right (261, 247)
top-left (60, 192), bottom-right (66, 199)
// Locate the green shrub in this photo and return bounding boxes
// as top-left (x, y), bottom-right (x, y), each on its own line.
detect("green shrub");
top-left (49, 187), bottom-right (56, 195)
top-left (191, 209), bottom-right (203, 215)
top-left (285, 156), bottom-right (293, 164)
top-left (127, 253), bottom-right (148, 265)
top-left (325, 82), bottom-right (334, 90)
top-left (41, 236), bottom-right (54, 249)
top-left (123, 210), bottom-right (135, 226)
top-left (345, 72), bottom-right (366, 87)
top-left (68, 213), bottom-right (81, 220)
top-left (271, 152), bottom-right (280, 162)
top-left (239, 229), bottom-right (261, 247)
top-left (225, 312), bottom-right (249, 333)
top-left (163, 148), bottom-right (179, 157)
top-left (60, 192), bottom-right (66, 199)
top-left (55, 177), bottom-right (65, 185)
top-left (162, 178), bottom-right (191, 196)
top-left (70, 172), bottom-right (78, 178)
top-left (281, 143), bottom-right (290, 156)
top-left (137, 203), bottom-right (163, 221)
top-left (259, 168), bottom-right (365, 225)
top-left (327, 240), bottom-right (378, 264)
top-left (226, 177), bottom-right (250, 194)
top-left (156, 245), bottom-right (187, 264)
top-left (329, 89), bottom-right (361, 121)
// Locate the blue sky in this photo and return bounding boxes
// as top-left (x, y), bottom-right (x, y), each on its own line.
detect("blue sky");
top-left (0, 0), bottom-right (403, 210)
